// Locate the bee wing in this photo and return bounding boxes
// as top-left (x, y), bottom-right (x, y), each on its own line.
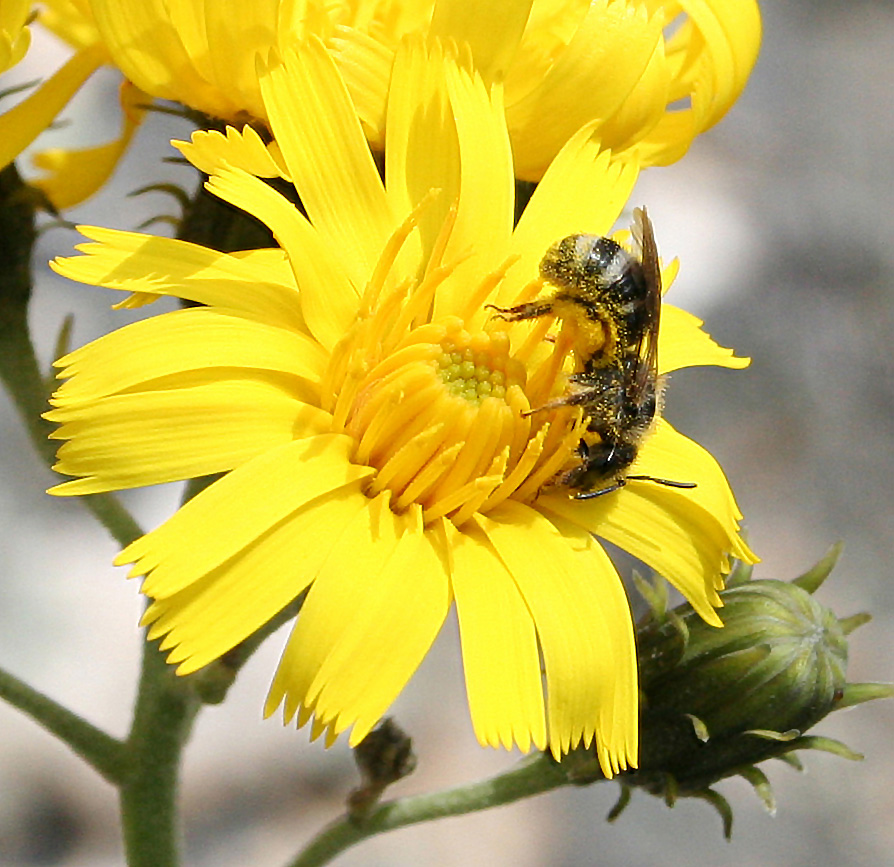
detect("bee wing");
top-left (633, 208), bottom-right (661, 298)
top-left (629, 207), bottom-right (662, 397)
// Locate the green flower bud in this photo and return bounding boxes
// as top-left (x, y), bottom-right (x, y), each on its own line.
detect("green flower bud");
top-left (644, 578), bottom-right (846, 737)
top-left (634, 561), bottom-right (849, 792)
top-left (562, 547), bottom-right (893, 837)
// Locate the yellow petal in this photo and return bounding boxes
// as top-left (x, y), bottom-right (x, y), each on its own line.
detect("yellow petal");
top-left (0, 0), bottom-right (31, 73)
top-left (446, 519), bottom-right (546, 752)
top-left (89, 0), bottom-right (245, 116)
top-left (628, 420), bottom-right (756, 565)
top-left (192, 0), bottom-right (277, 116)
top-left (204, 166), bottom-right (358, 351)
top-left (32, 80), bottom-right (147, 209)
top-left (597, 29), bottom-right (669, 151)
top-left (50, 307), bottom-right (325, 406)
top-left (311, 508), bottom-right (451, 744)
top-left (434, 50), bottom-right (514, 320)
top-left (473, 501), bottom-right (637, 774)
top-left (260, 37), bottom-right (394, 291)
top-left (540, 439), bottom-right (734, 628)
top-left (676, 0), bottom-right (762, 130)
top-left (497, 132), bottom-right (639, 307)
top-left (115, 434), bottom-right (373, 592)
top-left (328, 24), bottom-right (394, 147)
top-left (507, 1), bottom-right (664, 181)
top-left (268, 496), bottom-right (451, 746)
top-left (51, 227), bottom-right (305, 329)
top-left (144, 483), bottom-right (371, 673)
top-left (637, 0), bottom-right (762, 164)
top-left (266, 492), bottom-right (405, 723)
top-left (385, 35), bottom-right (459, 267)
top-left (539, 507), bottom-right (639, 773)
top-left (49, 382), bottom-right (329, 495)
top-left (174, 125), bottom-right (288, 180)
top-left (430, 0), bottom-right (533, 83)
top-left (659, 304), bottom-right (749, 373)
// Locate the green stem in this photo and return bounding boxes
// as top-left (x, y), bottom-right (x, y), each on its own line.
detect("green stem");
top-left (287, 753), bottom-right (571, 867)
top-left (0, 665), bottom-right (128, 783)
top-left (119, 640), bottom-right (201, 867)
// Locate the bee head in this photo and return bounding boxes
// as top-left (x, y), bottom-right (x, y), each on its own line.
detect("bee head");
top-left (540, 234), bottom-right (644, 303)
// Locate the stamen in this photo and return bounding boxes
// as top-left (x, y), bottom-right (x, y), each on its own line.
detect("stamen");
top-left (524, 329), bottom-right (576, 410)
top-left (424, 201), bottom-right (458, 279)
top-left (505, 383), bottom-right (533, 464)
top-left (365, 422), bottom-right (450, 498)
top-left (450, 450), bottom-right (510, 526)
top-left (359, 343), bottom-right (442, 395)
top-left (480, 426), bottom-right (548, 510)
top-left (387, 259), bottom-right (458, 346)
top-left (357, 381), bottom-right (446, 468)
top-left (394, 441), bottom-right (465, 511)
top-left (359, 192), bottom-right (439, 317)
top-left (425, 474), bottom-right (502, 524)
top-left (329, 350), bottom-right (367, 431)
top-left (460, 254), bottom-right (520, 322)
top-left (509, 311), bottom-right (555, 366)
top-left (514, 410), bottom-right (582, 501)
top-left (362, 278), bottom-right (414, 354)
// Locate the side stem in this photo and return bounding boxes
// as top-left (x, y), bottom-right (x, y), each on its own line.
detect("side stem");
top-left (287, 753), bottom-right (572, 867)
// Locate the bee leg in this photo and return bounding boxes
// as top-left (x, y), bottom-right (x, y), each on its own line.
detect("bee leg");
top-left (521, 386), bottom-right (597, 417)
top-left (485, 300), bottom-right (555, 322)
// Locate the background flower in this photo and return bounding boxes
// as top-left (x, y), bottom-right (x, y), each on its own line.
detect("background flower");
top-left (1, 0), bottom-right (761, 201)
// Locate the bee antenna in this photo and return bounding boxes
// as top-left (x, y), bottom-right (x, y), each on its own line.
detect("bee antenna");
top-left (626, 475), bottom-right (697, 489)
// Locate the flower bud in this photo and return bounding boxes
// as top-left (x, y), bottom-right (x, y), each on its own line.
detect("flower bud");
top-left (635, 564), bottom-right (847, 791)
top-left (563, 547), bottom-right (892, 836)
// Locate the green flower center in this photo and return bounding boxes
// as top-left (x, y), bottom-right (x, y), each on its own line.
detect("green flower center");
top-left (437, 341), bottom-right (511, 404)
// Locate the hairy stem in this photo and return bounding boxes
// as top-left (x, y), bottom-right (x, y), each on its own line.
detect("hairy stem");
top-left (119, 640), bottom-right (201, 867)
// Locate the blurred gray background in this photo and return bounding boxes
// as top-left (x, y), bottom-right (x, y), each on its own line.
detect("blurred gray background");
top-left (2, 1), bottom-right (892, 865)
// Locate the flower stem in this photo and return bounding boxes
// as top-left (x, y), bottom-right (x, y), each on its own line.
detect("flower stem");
top-left (286, 753), bottom-right (571, 867)
top-left (0, 665), bottom-right (128, 783)
top-left (119, 639), bottom-right (201, 867)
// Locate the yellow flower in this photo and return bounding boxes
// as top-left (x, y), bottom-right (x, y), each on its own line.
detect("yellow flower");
top-left (47, 36), bottom-right (753, 775)
top-left (2, 1), bottom-right (760, 204)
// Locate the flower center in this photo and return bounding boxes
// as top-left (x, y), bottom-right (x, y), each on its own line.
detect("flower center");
top-left (324, 311), bottom-right (582, 525)
top-left (437, 340), bottom-right (511, 404)
top-left (317, 202), bottom-right (588, 525)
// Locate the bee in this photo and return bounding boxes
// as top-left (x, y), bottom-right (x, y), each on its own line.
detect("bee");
top-left (490, 208), bottom-right (696, 498)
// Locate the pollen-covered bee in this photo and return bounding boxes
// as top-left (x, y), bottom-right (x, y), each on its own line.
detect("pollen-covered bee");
top-left (490, 208), bottom-right (695, 498)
